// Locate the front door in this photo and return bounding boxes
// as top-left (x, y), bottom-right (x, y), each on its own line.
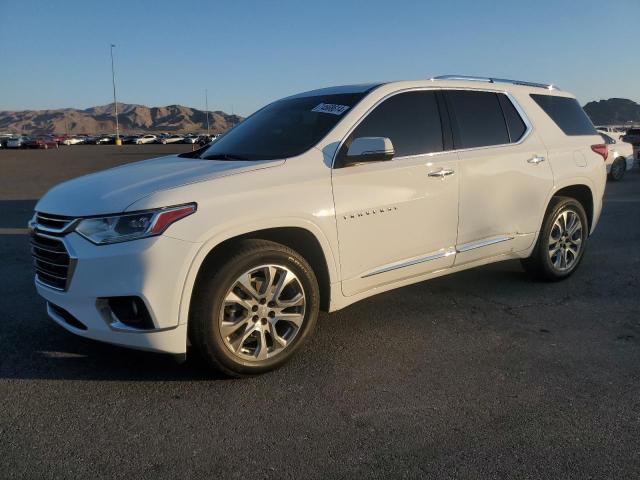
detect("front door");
top-left (331, 90), bottom-right (459, 296)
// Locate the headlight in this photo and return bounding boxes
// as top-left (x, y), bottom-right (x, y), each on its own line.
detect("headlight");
top-left (75, 203), bottom-right (196, 245)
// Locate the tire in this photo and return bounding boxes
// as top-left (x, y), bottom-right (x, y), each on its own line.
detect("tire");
top-left (189, 239), bottom-right (320, 377)
top-left (608, 157), bottom-right (626, 181)
top-left (521, 196), bottom-right (589, 281)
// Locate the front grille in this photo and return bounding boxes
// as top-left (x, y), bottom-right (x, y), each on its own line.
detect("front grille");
top-left (30, 212), bottom-right (76, 290)
top-left (34, 212), bottom-right (76, 233)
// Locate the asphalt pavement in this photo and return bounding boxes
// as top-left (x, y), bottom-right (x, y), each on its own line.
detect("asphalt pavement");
top-left (1, 145), bottom-right (639, 479)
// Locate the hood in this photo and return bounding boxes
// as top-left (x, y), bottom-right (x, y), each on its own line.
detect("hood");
top-left (36, 155), bottom-right (282, 216)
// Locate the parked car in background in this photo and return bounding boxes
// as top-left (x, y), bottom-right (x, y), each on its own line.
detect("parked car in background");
top-left (6, 136), bottom-right (27, 148)
top-left (25, 136), bottom-right (59, 149)
top-left (599, 132), bottom-right (634, 181)
top-left (197, 134), bottom-right (221, 146)
top-left (160, 134), bottom-right (184, 144)
top-left (182, 134), bottom-right (199, 144)
top-left (595, 126), bottom-right (626, 138)
top-left (621, 128), bottom-right (640, 145)
top-left (30, 76), bottom-right (607, 376)
top-left (92, 135), bottom-right (112, 145)
top-left (135, 134), bottom-right (158, 145)
top-left (62, 137), bottom-right (83, 146)
top-left (0, 134), bottom-right (14, 147)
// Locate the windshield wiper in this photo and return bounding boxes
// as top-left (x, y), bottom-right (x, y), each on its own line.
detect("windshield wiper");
top-left (201, 153), bottom-right (249, 161)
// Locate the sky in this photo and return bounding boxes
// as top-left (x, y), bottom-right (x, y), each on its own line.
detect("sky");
top-left (1, 0), bottom-right (638, 116)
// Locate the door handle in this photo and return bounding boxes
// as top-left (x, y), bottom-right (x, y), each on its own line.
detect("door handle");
top-left (527, 155), bottom-right (546, 164)
top-left (427, 168), bottom-right (455, 178)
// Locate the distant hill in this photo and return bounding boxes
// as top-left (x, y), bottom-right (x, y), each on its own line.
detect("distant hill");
top-left (583, 98), bottom-right (640, 125)
top-left (0, 103), bottom-right (243, 135)
top-left (3, 97), bottom-right (638, 134)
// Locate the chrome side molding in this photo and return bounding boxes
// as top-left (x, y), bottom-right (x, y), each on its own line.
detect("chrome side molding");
top-left (361, 248), bottom-right (456, 278)
top-left (455, 235), bottom-right (514, 253)
top-left (361, 235), bottom-right (514, 278)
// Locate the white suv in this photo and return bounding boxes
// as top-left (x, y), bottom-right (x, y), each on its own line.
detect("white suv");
top-left (30, 76), bottom-right (607, 376)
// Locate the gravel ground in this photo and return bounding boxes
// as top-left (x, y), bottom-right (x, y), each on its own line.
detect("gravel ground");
top-left (1, 145), bottom-right (639, 479)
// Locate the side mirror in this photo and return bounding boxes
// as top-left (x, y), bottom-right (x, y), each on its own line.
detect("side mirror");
top-left (343, 137), bottom-right (395, 166)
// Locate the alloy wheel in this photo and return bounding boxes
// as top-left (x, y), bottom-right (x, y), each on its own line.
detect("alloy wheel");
top-left (219, 264), bottom-right (306, 362)
top-left (548, 209), bottom-right (583, 272)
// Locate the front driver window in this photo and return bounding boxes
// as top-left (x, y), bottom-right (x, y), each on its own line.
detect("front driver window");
top-left (340, 91), bottom-right (444, 160)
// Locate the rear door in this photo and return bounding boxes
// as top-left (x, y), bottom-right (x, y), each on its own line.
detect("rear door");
top-left (444, 89), bottom-right (553, 264)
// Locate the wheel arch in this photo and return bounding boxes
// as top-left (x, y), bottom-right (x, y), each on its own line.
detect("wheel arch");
top-left (552, 183), bottom-right (594, 232)
top-left (179, 222), bottom-right (337, 328)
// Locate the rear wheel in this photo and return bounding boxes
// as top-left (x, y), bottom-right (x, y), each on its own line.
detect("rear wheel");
top-left (609, 157), bottom-right (626, 181)
top-left (521, 196), bottom-right (588, 281)
top-left (189, 239), bottom-right (320, 376)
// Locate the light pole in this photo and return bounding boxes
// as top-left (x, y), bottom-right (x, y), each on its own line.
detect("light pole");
top-left (205, 88), bottom-right (210, 137)
top-left (110, 44), bottom-right (121, 146)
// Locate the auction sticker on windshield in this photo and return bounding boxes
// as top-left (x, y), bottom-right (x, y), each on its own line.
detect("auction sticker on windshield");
top-left (311, 103), bottom-right (350, 115)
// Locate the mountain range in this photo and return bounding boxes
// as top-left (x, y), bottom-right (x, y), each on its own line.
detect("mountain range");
top-left (583, 98), bottom-right (640, 126)
top-left (0, 103), bottom-right (243, 135)
top-left (1, 97), bottom-right (638, 135)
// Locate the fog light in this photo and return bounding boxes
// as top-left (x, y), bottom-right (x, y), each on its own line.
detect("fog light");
top-left (106, 296), bottom-right (154, 330)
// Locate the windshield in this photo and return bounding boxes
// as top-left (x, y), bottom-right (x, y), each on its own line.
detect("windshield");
top-left (197, 92), bottom-right (366, 160)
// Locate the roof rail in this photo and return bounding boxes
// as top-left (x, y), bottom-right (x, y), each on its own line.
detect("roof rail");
top-left (431, 75), bottom-right (558, 91)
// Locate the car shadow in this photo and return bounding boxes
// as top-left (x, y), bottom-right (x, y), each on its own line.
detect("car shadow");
top-left (0, 251), bottom-right (532, 383)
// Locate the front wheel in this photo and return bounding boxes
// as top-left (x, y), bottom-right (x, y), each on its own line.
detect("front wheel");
top-left (609, 157), bottom-right (626, 181)
top-left (189, 239), bottom-right (320, 376)
top-left (521, 196), bottom-right (588, 281)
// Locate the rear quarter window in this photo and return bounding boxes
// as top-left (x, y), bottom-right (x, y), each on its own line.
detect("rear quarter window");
top-left (498, 94), bottom-right (527, 142)
top-left (530, 94), bottom-right (597, 136)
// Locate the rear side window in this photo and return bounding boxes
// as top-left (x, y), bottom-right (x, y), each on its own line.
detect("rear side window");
top-left (498, 95), bottom-right (527, 142)
top-left (446, 91), bottom-right (510, 148)
top-left (345, 91), bottom-right (443, 157)
top-left (530, 94), bottom-right (597, 136)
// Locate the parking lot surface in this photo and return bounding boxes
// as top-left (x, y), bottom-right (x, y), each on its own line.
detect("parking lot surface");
top-left (1, 146), bottom-right (639, 478)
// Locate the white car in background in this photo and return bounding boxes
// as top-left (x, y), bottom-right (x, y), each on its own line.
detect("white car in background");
top-left (595, 126), bottom-right (625, 140)
top-left (135, 134), bottom-right (158, 145)
top-left (160, 134), bottom-right (184, 144)
top-left (599, 131), bottom-right (634, 181)
top-left (62, 137), bottom-right (83, 146)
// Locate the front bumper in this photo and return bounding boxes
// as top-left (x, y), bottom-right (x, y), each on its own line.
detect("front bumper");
top-left (35, 232), bottom-right (200, 354)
